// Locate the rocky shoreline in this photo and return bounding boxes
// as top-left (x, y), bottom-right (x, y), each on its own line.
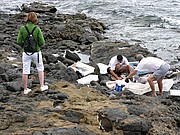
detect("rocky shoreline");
top-left (0, 2), bottom-right (180, 135)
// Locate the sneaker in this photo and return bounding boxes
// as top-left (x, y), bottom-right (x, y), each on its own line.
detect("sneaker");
top-left (24, 88), bottom-right (32, 95)
top-left (40, 85), bottom-right (48, 91)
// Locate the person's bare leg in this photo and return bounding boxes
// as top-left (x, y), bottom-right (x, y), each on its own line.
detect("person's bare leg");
top-left (157, 78), bottom-right (163, 96)
top-left (119, 65), bottom-right (128, 73)
top-left (38, 71), bottom-right (48, 91)
top-left (147, 75), bottom-right (156, 96)
top-left (38, 71), bottom-right (44, 87)
top-left (111, 76), bottom-right (116, 81)
top-left (115, 63), bottom-right (121, 73)
top-left (110, 71), bottom-right (122, 80)
top-left (111, 64), bottom-right (122, 80)
top-left (22, 74), bottom-right (28, 90)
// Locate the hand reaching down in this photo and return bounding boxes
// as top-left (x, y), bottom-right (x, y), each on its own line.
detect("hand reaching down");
top-left (125, 77), bottom-right (129, 83)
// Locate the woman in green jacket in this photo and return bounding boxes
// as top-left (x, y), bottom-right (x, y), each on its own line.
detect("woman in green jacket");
top-left (17, 12), bottom-right (48, 95)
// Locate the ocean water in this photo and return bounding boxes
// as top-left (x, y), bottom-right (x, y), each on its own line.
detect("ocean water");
top-left (1, 0), bottom-right (180, 66)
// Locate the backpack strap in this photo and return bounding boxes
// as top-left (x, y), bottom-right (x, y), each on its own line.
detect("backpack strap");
top-left (24, 25), bottom-right (37, 35)
top-left (24, 25), bottom-right (30, 35)
top-left (31, 26), bottom-right (37, 34)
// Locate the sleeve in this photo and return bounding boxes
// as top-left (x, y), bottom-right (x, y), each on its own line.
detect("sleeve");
top-left (17, 26), bottom-right (24, 47)
top-left (135, 62), bottom-right (143, 71)
top-left (37, 27), bottom-right (45, 47)
top-left (123, 56), bottom-right (129, 65)
top-left (108, 58), bottom-right (115, 70)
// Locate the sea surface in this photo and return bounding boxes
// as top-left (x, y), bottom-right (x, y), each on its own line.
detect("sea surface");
top-left (1, 0), bottom-right (180, 66)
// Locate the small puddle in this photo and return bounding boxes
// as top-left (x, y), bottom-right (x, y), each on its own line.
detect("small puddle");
top-left (76, 52), bottom-right (90, 63)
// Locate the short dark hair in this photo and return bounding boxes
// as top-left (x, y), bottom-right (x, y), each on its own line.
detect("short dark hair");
top-left (117, 54), bottom-right (123, 61)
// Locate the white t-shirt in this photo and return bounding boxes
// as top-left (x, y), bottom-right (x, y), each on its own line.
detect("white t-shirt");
top-left (108, 55), bottom-right (129, 70)
top-left (135, 57), bottom-right (165, 72)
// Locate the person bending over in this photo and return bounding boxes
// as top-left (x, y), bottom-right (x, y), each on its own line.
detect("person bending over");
top-left (107, 54), bottom-right (132, 80)
top-left (125, 54), bottom-right (170, 97)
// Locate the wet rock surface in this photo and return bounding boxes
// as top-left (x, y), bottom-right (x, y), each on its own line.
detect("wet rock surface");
top-left (0, 3), bottom-right (180, 135)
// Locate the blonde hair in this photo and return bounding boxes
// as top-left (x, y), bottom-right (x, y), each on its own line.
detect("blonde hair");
top-left (25, 12), bottom-right (38, 24)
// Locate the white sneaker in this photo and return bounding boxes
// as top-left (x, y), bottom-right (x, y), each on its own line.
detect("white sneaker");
top-left (24, 88), bottom-right (32, 95)
top-left (40, 85), bottom-right (48, 91)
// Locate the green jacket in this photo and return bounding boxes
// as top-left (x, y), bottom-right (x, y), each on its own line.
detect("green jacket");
top-left (17, 22), bottom-right (45, 52)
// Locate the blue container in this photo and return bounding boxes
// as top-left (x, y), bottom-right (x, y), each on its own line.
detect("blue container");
top-left (115, 84), bottom-right (125, 92)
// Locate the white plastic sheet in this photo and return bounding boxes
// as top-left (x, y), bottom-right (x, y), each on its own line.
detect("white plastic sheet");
top-left (69, 62), bottom-right (95, 76)
top-left (106, 79), bottom-right (174, 95)
top-left (170, 90), bottom-right (180, 96)
top-left (77, 75), bottom-right (99, 84)
top-left (97, 63), bottom-right (108, 74)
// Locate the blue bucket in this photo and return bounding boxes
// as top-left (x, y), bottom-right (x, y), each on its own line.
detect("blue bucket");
top-left (115, 84), bottom-right (125, 92)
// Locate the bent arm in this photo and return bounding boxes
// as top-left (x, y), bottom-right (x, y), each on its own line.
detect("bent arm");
top-left (127, 70), bottom-right (138, 79)
top-left (37, 27), bottom-right (45, 47)
top-left (107, 67), bottom-right (121, 80)
top-left (17, 28), bottom-right (23, 47)
top-left (127, 64), bottom-right (133, 73)
top-left (110, 70), bottom-right (119, 80)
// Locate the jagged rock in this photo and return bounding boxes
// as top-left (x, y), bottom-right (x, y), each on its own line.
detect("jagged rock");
top-left (44, 54), bottom-right (58, 64)
top-left (55, 61), bottom-right (67, 70)
top-left (60, 110), bottom-right (84, 123)
top-left (90, 41), bottom-right (155, 64)
top-left (119, 117), bottom-right (152, 135)
top-left (41, 126), bottom-right (97, 135)
top-left (21, 2), bottom-right (57, 13)
top-left (65, 50), bottom-right (81, 62)
top-left (3, 81), bottom-right (23, 92)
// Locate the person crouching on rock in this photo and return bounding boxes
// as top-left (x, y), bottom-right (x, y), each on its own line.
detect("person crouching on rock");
top-left (125, 54), bottom-right (170, 97)
top-left (17, 12), bottom-right (48, 95)
top-left (107, 54), bottom-right (133, 80)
